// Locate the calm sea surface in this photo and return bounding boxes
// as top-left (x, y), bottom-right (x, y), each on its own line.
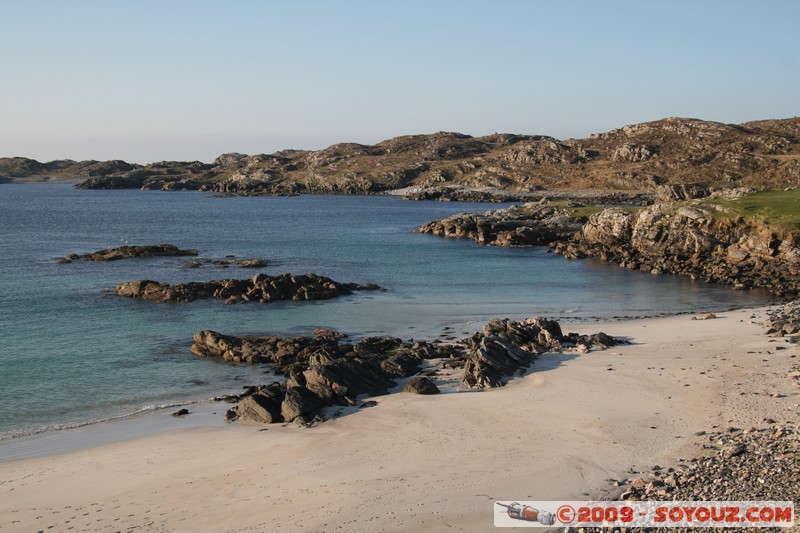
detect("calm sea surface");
top-left (0, 184), bottom-right (773, 439)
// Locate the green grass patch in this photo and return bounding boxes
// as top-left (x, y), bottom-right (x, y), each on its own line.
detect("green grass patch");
top-left (699, 189), bottom-right (800, 233)
top-left (202, 172), bottom-right (231, 184)
top-left (549, 200), bottom-right (639, 222)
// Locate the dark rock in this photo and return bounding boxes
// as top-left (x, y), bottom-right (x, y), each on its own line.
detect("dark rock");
top-left (463, 335), bottom-right (537, 388)
top-left (196, 315), bottom-right (626, 425)
top-left (180, 257), bottom-right (269, 269)
top-left (281, 387), bottom-right (325, 422)
top-left (403, 376), bottom-right (440, 395)
top-left (172, 408), bottom-right (189, 417)
top-left (380, 350), bottom-right (421, 377)
top-left (303, 356), bottom-right (396, 406)
top-left (587, 332), bottom-right (621, 348)
top-left (116, 272), bottom-right (382, 304)
top-left (235, 393), bottom-right (283, 424)
top-left (724, 442), bottom-right (747, 459)
top-left (58, 244), bottom-right (198, 263)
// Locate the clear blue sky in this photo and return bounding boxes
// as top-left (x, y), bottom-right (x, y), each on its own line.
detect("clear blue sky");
top-left (1, 0), bottom-right (798, 163)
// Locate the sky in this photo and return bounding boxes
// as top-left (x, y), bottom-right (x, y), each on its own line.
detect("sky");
top-left (1, 0), bottom-right (798, 163)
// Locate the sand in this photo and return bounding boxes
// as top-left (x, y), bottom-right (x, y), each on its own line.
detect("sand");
top-left (1, 307), bottom-right (797, 532)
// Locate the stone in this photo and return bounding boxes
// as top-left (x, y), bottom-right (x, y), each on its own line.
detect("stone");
top-left (235, 394), bottom-right (282, 424)
top-left (281, 387), bottom-right (326, 422)
top-left (303, 356), bottom-right (396, 406)
top-left (630, 477), bottom-right (646, 490)
top-left (587, 332), bottom-right (620, 348)
top-left (724, 443), bottom-right (747, 459)
top-left (312, 328), bottom-right (346, 338)
top-left (403, 376), bottom-right (440, 395)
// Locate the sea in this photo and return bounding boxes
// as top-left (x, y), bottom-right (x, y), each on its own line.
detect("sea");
top-left (0, 184), bottom-right (774, 445)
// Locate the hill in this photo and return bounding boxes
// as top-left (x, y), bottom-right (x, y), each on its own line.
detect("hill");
top-left (2, 117), bottom-right (798, 198)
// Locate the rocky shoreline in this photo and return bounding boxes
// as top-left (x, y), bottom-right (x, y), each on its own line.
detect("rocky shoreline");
top-left (418, 194), bottom-right (800, 298)
top-left (191, 317), bottom-right (625, 425)
top-left (553, 202), bottom-right (799, 297)
top-left (416, 201), bottom-right (584, 246)
top-left (397, 186), bottom-right (654, 204)
top-left (115, 272), bottom-right (383, 304)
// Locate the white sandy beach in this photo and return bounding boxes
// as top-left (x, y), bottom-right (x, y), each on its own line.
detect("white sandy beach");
top-left (1, 306), bottom-right (797, 532)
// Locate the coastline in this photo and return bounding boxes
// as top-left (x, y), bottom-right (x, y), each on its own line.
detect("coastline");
top-left (0, 300), bottom-right (775, 459)
top-left (2, 305), bottom-right (797, 532)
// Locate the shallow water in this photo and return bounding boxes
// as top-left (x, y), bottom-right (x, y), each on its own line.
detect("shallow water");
top-left (0, 184), bottom-right (773, 439)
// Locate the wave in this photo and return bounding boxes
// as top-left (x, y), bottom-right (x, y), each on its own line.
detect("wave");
top-left (0, 397), bottom-right (211, 441)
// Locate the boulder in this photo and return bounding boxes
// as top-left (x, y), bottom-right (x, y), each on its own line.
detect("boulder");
top-left (303, 356), bottom-right (396, 405)
top-left (281, 387), bottom-right (326, 422)
top-left (462, 335), bottom-right (537, 388)
top-left (587, 332), bottom-right (621, 348)
top-left (403, 376), bottom-right (440, 395)
top-left (235, 393), bottom-right (282, 424)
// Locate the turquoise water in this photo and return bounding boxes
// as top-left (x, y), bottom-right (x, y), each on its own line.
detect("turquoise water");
top-left (0, 184), bottom-right (773, 439)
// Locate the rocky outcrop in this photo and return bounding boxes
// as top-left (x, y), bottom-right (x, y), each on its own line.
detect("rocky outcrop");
top-left (552, 203), bottom-right (800, 296)
top-left (461, 317), bottom-right (624, 388)
top-left (57, 244), bottom-right (198, 263)
top-left (416, 202), bottom-right (584, 246)
top-left (116, 272), bottom-right (383, 304)
top-left (206, 332), bottom-right (446, 424)
top-left (201, 319), bottom-right (623, 424)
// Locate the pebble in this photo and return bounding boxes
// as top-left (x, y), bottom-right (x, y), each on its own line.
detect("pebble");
top-left (583, 424), bottom-right (799, 533)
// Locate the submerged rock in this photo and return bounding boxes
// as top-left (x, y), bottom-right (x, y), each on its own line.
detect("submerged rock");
top-left (180, 257), bottom-right (268, 269)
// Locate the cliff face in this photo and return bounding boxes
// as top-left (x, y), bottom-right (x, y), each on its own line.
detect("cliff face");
top-left (553, 204), bottom-right (800, 297)
top-left (3, 117), bottom-right (799, 196)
